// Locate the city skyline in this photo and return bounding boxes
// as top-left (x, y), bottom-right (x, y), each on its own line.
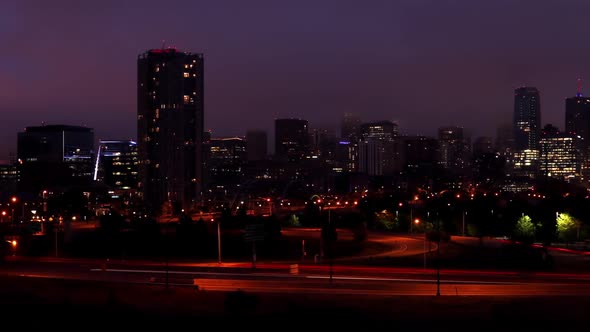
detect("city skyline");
top-left (3, 0), bottom-right (590, 161)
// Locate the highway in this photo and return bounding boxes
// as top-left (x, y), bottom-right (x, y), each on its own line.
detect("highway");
top-left (2, 257), bottom-right (590, 296)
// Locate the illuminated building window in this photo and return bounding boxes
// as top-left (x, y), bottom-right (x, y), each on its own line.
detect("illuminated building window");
top-left (183, 95), bottom-right (190, 104)
top-left (184, 72), bottom-right (190, 78)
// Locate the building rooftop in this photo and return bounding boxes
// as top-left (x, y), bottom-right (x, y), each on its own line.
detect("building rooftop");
top-left (23, 124), bottom-right (93, 133)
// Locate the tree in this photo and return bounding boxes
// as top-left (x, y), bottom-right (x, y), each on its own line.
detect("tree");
top-left (286, 214), bottom-right (301, 227)
top-left (513, 215), bottom-right (535, 243)
top-left (374, 210), bottom-right (396, 231)
top-left (556, 213), bottom-right (579, 244)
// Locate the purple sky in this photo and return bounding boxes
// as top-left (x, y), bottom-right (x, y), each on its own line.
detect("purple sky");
top-left (2, 0), bottom-right (590, 160)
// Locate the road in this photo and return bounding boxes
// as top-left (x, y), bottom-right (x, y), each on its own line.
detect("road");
top-left (281, 228), bottom-right (433, 259)
top-left (2, 257), bottom-right (590, 296)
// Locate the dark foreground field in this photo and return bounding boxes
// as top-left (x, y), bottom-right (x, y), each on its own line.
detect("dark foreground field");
top-left (0, 276), bottom-right (588, 330)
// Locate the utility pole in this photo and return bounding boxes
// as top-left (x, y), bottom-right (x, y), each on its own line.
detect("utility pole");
top-left (462, 211), bottom-right (466, 236)
top-left (409, 207), bottom-right (413, 233)
top-left (165, 235), bottom-right (169, 291)
top-left (55, 223), bottom-right (58, 257)
top-left (436, 219), bottom-right (441, 296)
top-left (217, 219), bottom-right (222, 264)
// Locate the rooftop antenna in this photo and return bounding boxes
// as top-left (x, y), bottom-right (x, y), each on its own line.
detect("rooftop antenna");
top-left (161, 40), bottom-right (166, 49)
top-left (577, 78), bottom-right (583, 97)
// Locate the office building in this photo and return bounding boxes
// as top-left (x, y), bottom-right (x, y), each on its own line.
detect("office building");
top-left (514, 87), bottom-right (541, 151)
top-left (0, 164), bottom-right (17, 194)
top-left (565, 80), bottom-right (590, 143)
top-left (341, 113), bottom-right (362, 141)
top-left (358, 121), bottom-right (400, 176)
top-left (275, 118), bottom-right (309, 162)
top-left (438, 126), bottom-right (470, 171)
top-left (473, 136), bottom-right (494, 156)
top-left (208, 137), bottom-right (247, 189)
top-left (539, 124), bottom-right (581, 181)
top-left (246, 130), bottom-right (267, 161)
top-left (17, 124), bottom-right (94, 192)
top-left (94, 140), bottom-right (139, 190)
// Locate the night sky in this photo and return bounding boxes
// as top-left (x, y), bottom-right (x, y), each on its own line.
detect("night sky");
top-left (2, 0), bottom-right (590, 160)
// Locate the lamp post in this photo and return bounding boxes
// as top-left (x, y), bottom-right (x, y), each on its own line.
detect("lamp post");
top-left (462, 210), bottom-right (467, 236)
top-left (436, 219), bottom-right (441, 296)
top-left (215, 218), bottom-right (221, 265)
top-left (409, 206), bottom-right (413, 233)
top-left (414, 218), bottom-right (426, 268)
top-left (10, 197), bottom-right (17, 222)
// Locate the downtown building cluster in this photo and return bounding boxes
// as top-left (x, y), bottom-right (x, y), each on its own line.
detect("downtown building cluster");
top-left (0, 47), bottom-right (589, 221)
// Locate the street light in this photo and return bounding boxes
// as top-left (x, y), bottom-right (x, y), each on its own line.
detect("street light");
top-left (436, 219), bottom-right (441, 296)
top-left (215, 218), bottom-right (221, 264)
top-left (7, 240), bottom-right (17, 256)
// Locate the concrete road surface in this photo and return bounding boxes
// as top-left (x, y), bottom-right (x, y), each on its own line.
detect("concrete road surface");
top-left (2, 257), bottom-right (590, 297)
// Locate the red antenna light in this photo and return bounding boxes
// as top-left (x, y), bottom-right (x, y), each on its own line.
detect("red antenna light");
top-left (577, 78), bottom-right (583, 97)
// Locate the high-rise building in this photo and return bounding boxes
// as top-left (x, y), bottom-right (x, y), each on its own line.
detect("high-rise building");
top-left (310, 127), bottom-right (337, 161)
top-left (275, 118), bottom-right (309, 162)
top-left (246, 130), bottom-right (267, 161)
top-left (438, 126), bottom-right (469, 171)
top-left (565, 96), bottom-right (590, 139)
top-left (473, 136), bottom-right (494, 156)
top-left (334, 140), bottom-right (359, 173)
top-left (514, 87), bottom-right (541, 151)
top-left (495, 123), bottom-right (514, 156)
top-left (360, 121), bottom-right (398, 141)
top-left (565, 81), bottom-right (590, 181)
top-left (539, 124), bottom-right (581, 181)
top-left (0, 164), bottom-right (17, 194)
top-left (94, 140), bottom-right (139, 190)
top-left (341, 113), bottom-right (361, 141)
top-left (403, 136), bottom-right (439, 171)
top-left (565, 83), bottom-right (590, 145)
top-left (137, 47), bottom-right (204, 213)
top-left (208, 137), bottom-right (247, 190)
top-left (17, 124), bottom-right (94, 192)
top-left (358, 121), bottom-right (400, 176)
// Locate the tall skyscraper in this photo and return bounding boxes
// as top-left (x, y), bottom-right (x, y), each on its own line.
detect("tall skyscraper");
top-left (360, 121), bottom-right (398, 141)
top-left (565, 81), bottom-right (590, 145)
top-left (137, 47), bottom-right (204, 213)
top-left (94, 140), bottom-right (139, 190)
top-left (402, 135), bottom-right (439, 171)
top-left (565, 80), bottom-right (590, 182)
top-left (341, 113), bottom-right (361, 141)
top-left (17, 124), bottom-right (94, 193)
top-left (472, 136), bottom-right (494, 156)
top-left (513, 87), bottom-right (541, 151)
top-left (539, 124), bottom-right (581, 181)
top-left (495, 123), bottom-right (514, 156)
top-left (438, 126), bottom-right (469, 170)
top-left (358, 121), bottom-right (400, 176)
top-left (246, 130), bottom-right (267, 161)
top-left (275, 118), bottom-right (309, 162)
